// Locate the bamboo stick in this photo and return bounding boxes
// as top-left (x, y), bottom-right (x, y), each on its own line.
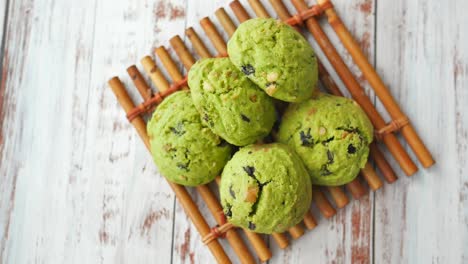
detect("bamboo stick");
top-left (140, 56), bottom-right (170, 92)
top-left (126, 65), bottom-right (153, 100)
top-left (346, 178), bottom-right (367, 199)
top-left (316, 0), bottom-right (434, 168)
top-left (186, 27), bottom-right (212, 59)
top-left (214, 177), bottom-right (272, 262)
top-left (197, 185), bottom-right (256, 264)
top-left (230, 0), bottom-right (251, 22)
top-left (370, 142), bottom-right (398, 183)
top-left (312, 186), bottom-right (337, 218)
top-left (302, 211), bottom-right (318, 230)
top-left (154, 46), bottom-right (185, 84)
top-left (248, 0), bottom-right (271, 18)
top-left (170, 39), bottom-right (273, 261)
top-left (245, 0), bottom-right (341, 219)
top-left (108, 77), bottom-right (231, 264)
top-left (268, 0), bottom-right (292, 21)
top-left (200, 17), bottom-right (227, 55)
top-left (244, 232), bottom-right (272, 261)
top-left (215, 8), bottom-right (237, 38)
top-left (272, 233), bottom-right (289, 249)
top-left (291, 0), bottom-right (418, 176)
top-left (169, 36), bottom-right (196, 71)
top-left (361, 163), bottom-right (383, 191)
top-left (288, 224), bottom-right (305, 239)
top-left (327, 186), bottom-right (349, 208)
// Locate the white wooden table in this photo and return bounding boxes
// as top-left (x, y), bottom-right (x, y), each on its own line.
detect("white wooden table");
top-left (0, 0), bottom-right (467, 263)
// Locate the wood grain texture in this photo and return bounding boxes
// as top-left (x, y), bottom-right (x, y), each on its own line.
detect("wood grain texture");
top-left (0, 0), bottom-right (466, 263)
top-left (373, 0), bottom-right (468, 263)
top-left (0, 0), bottom-right (7, 49)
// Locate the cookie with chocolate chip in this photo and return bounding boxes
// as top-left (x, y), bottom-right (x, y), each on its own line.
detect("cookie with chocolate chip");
top-left (188, 57), bottom-right (276, 146)
top-left (220, 143), bottom-right (312, 234)
top-left (277, 93), bottom-right (374, 186)
top-left (227, 18), bottom-right (318, 102)
top-left (147, 91), bottom-right (233, 186)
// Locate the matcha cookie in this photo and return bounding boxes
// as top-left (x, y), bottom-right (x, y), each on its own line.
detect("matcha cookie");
top-left (227, 18), bottom-right (318, 103)
top-left (220, 143), bottom-right (312, 234)
top-left (188, 58), bottom-right (276, 146)
top-left (147, 91), bottom-right (233, 186)
top-left (277, 93), bottom-right (374, 186)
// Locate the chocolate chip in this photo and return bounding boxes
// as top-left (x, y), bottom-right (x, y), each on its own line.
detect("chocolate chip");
top-left (322, 137), bottom-right (334, 146)
top-left (348, 144), bottom-right (357, 154)
top-left (170, 122), bottom-right (185, 136)
top-left (203, 113), bottom-right (210, 122)
top-left (327, 150), bottom-right (334, 164)
top-left (229, 185), bottom-right (236, 198)
top-left (337, 126), bottom-right (358, 134)
top-left (241, 64), bottom-right (255, 75)
top-left (320, 164), bottom-right (332, 176)
top-left (243, 166), bottom-right (255, 177)
top-left (248, 222), bottom-right (256, 230)
top-left (225, 204), bottom-right (232, 218)
top-left (241, 114), bottom-right (250, 122)
top-left (266, 81), bottom-right (277, 88)
top-left (299, 128), bottom-right (313, 146)
top-left (177, 162), bottom-right (189, 171)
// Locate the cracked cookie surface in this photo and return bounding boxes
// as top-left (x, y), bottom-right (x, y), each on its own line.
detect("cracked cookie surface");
top-left (147, 91), bottom-right (234, 186)
top-left (188, 58), bottom-right (276, 146)
top-left (220, 143), bottom-right (312, 234)
top-left (277, 92), bottom-right (374, 186)
top-left (227, 18), bottom-right (318, 103)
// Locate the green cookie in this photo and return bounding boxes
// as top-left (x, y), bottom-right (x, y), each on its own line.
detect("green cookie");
top-left (277, 93), bottom-right (374, 186)
top-left (188, 58), bottom-right (276, 146)
top-left (228, 18), bottom-right (318, 103)
top-left (220, 143), bottom-right (312, 234)
top-left (147, 91), bottom-right (233, 186)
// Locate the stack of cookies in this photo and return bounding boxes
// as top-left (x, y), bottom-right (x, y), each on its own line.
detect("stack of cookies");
top-left (147, 18), bottom-right (373, 234)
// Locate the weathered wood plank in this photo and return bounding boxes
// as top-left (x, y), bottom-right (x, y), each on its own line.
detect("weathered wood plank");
top-left (1, 0), bottom-right (467, 263)
top-left (0, 0), bottom-right (176, 263)
top-left (87, 0), bottom-right (178, 263)
top-left (374, 0), bottom-right (468, 263)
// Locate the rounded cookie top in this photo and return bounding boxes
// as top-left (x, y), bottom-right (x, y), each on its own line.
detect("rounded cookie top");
top-left (188, 57), bottom-right (276, 146)
top-left (147, 91), bottom-right (233, 186)
top-left (227, 18), bottom-right (318, 103)
top-left (277, 93), bottom-right (374, 186)
top-left (220, 143), bottom-right (312, 234)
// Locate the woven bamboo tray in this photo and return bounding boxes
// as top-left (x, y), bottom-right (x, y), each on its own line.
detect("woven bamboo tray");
top-left (108, 0), bottom-right (435, 263)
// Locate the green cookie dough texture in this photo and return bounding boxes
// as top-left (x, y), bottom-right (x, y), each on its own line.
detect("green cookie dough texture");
top-left (227, 18), bottom-right (318, 103)
top-left (277, 93), bottom-right (374, 186)
top-left (188, 58), bottom-right (276, 146)
top-left (147, 91), bottom-right (233, 186)
top-left (220, 143), bottom-right (312, 234)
